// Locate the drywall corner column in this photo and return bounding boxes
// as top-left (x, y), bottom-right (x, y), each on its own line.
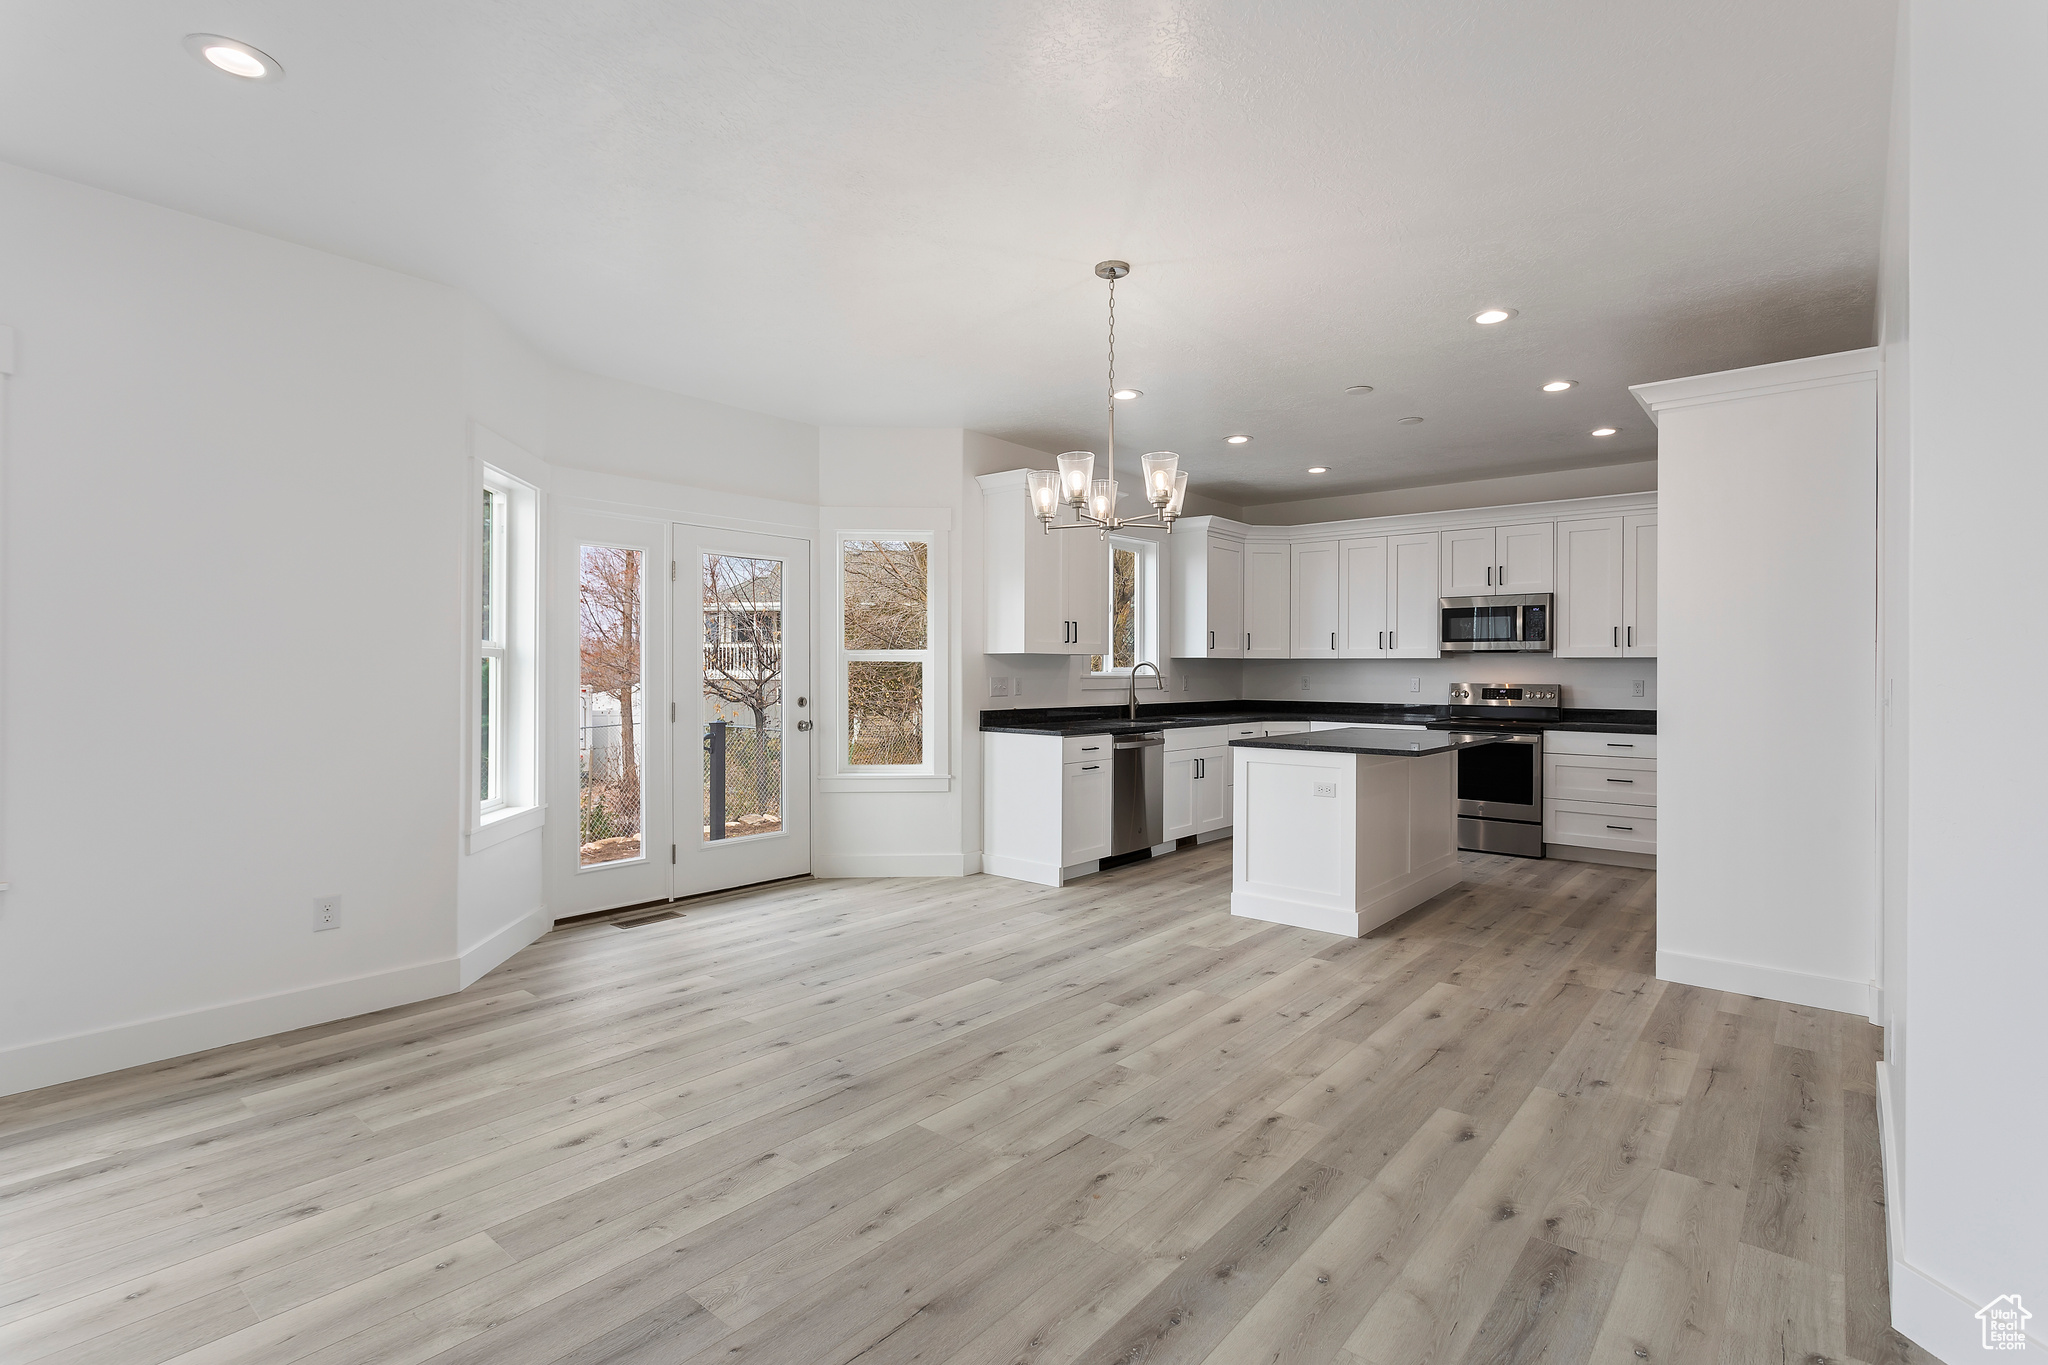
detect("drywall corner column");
top-left (1631, 352), bottom-right (1880, 1017)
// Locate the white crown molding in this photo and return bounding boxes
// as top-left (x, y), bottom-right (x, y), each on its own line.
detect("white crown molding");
top-left (1629, 348), bottom-right (1879, 424)
top-left (1172, 488), bottom-right (1657, 545)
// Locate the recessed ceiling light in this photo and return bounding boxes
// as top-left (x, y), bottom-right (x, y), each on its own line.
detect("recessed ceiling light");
top-left (1473, 308), bottom-right (1517, 325)
top-left (1111, 388), bottom-right (1141, 401)
top-left (1542, 380), bottom-right (1576, 392)
top-left (184, 34), bottom-right (283, 81)
top-left (1225, 434), bottom-right (1251, 445)
top-left (1397, 416), bottom-right (1424, 425)
top-left (1591, 427), bottom-right (1619, 437)
top-left (1345, 385), bottom-right (1375, 394)
top-left (1307, 467), bottom-right (1329, 474)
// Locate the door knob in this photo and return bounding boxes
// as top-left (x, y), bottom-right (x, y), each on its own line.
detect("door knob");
top-left (796, 720), bottom-right (813, 731)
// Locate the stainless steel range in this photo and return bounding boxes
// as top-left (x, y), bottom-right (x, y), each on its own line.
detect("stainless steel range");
top-left (1443, 682), bottom-right (1560, 859)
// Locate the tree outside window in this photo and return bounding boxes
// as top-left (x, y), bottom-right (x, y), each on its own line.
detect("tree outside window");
top-left (1092, 540), bottom-right (1145, 672)
top-left (842, 539), bottom-right (929, 767)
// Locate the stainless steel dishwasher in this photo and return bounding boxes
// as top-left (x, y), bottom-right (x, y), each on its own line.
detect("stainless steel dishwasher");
top-left (1111, 732), bottom-right (1165, 856)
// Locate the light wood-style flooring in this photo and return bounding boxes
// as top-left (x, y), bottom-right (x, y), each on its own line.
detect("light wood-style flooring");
top-left (0, 843), bottom-right (1928, 1365)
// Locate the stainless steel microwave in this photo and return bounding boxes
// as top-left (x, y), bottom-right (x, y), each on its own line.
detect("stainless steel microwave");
top-left (1439, 594), bottom-right (1553, 652)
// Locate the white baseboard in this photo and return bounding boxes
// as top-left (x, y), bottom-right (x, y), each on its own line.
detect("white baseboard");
top-left (1655, 948), bottom-right (1875, 1016)
top-left (812, 851), bottom-right (979, 879)
top-left (0, 957), bottom-right (460, 1099)
top-left (1891, 1251), bottom-right (2044, 1362)
top-left (457, 905), bottom-right (552, 989)
top-left (1233, 859), bottom-right (1464, 940)
top-left (1546, 843), bottom-right (1656, 869)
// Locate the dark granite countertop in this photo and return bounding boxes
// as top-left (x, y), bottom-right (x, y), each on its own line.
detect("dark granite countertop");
top-left (979, 700), bottom-right (1655, 738)
top-left (1227, 728), bottom-right (1509, 757)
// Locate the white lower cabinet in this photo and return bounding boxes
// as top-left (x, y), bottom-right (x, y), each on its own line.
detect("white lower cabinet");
top-left (1544, 730), bottom-right (1656, 858)
top-left (984, 731), bottom-right (1115, 885)
top-left (1165, 726), bottom-right (1233, 841)
top-left (1062, 760), bottom-right (1113, 863)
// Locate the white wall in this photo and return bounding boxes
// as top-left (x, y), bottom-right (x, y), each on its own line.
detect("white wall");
top-left (1236, 461), bottom-right (1656, 525)
top-left (0, 161), bottom-right (841, 1095)
top-left (1243, 658), bottom-right (1654, 711)
top-left (1635, 353), bottom-right (1880, 1021)
top-left (0, 162), bottom-right (468, 1091)
top-left (1882, 3), bottom-right (2048, 1358)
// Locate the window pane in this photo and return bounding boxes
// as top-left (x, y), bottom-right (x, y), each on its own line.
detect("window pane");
top-left (843, 540), bottom-right (928, 649)
top-left (702, 554), bottom-right (783, 841)
top-left (1112, 547), bottom-right (1137, 669)
top-left (848, 661), bottom-right (923, 766)
top-left (579, 546), bottom-right (643, 865)
top-left (481, 490), bottom-right (496, 642)
top-left (480, 656), bottom-right (496, 803)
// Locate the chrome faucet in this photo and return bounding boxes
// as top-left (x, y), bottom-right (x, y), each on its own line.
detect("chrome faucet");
top-left (1127, 661), bottom-right (1163, 721)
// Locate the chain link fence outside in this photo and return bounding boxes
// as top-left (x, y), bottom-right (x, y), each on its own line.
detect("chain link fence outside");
top-left (705, 722), bottom-right (782, 838)
top-left (580, 721), bottom-right (642, 863)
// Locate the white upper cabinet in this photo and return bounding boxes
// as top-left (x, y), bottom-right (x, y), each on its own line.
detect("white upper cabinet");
top-left (1170, 519), bottom-right (1244, 657)
top-left (1243, 543), bottom-right (1291, 659)
top-left (977, 469), bottom-right (1112, 655)
top-left (1441, 527), bottom-right (1497, 595)
top-left (1338, 536), bottom-right (1389, 656)
top-left (1623, 515), bottom-right (1657, 656)
top-left (1339, 532), bottom-right (1439, 658)
top-left (1440, 521), bottom-right (1555, 594)
top-left (1063, 532), bottom-right (1109, 656)
top-left (1387, 532), bottom-right (1442, 657)
top-left (1556, 514), bottom-right (1655, 658)
top-left (1556, 517), bottom-right (1625, 656)
top-left (1291, 540), bottom-right (1341, 657)
top-left (1498, 522), bottom-right (1556, 593)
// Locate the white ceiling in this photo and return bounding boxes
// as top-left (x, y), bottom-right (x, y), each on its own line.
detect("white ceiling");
top-left (0, 2), bottom-right (1895, 504)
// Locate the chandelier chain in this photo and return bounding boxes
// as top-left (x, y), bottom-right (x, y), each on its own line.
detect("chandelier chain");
top-left (1106, 275), bottom-right (1117, 481)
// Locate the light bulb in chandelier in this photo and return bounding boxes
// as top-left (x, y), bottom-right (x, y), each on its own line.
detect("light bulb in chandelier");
top-left (1026, 470), bottom-right (1061, 521)
top-left (1056, 452), bottom-right (1095, 507)
top-left (1142, 452), bottom-right (1180, 507)
top-left (1090, 479), bottom-right (1118, 521)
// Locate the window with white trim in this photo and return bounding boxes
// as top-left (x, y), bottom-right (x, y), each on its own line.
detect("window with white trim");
top-left (472, 457), bottom-right (542, 844)
top-left (839, 537), bottom-right (933, 772)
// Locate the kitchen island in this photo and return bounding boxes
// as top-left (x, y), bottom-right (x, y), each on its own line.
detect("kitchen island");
top-left (1229, 728), bottom-right (1505, 937)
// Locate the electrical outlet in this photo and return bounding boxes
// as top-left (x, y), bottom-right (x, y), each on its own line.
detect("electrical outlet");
top-left (988, 676), bottom-right (1011, 698)
top-left (313, 897), bottom-right (340, 932)
top-left (1313, 781), bottom-right (1337, 798)
top-left (1300, 674), bottom-right (1310, 692)
top-left (1632, 679), bottom-right (1645, 698)
top-left (1182, 673), bottom-right (1190, 692)
top-left (1408, 677), bottom-right (1421, 693)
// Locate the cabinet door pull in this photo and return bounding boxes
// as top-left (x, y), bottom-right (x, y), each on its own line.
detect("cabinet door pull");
top-left (1195, 757), bottom-right (1204, 779)
top-left (1486, 565), bottom-right (1493, 586)
top-left (1081, 764), bottom-right (1100, 771)
top-left (1606, 824), bottom-right (1634, 831)
top-left (1246, 632), bottom-right (1252, 650)
top-left (1606, 741), bottom-right (1634, 747)
top-left (1499, 563), bottom-right (1505, 586)
top-left (1331, 631), bottom-right (1337, 651)
top-left (1605, 777), bottom-right (1635, 784)
top-left (1389, 629), bottom-right (1395, 649)
top-left (1612, 625), bottom-right (1619, 647)
top-left (1627, 625), bottom-right (1634, 647)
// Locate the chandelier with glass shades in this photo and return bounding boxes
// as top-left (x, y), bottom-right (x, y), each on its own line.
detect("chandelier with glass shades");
top-left (1027, 261), bottom-right (1189, 535)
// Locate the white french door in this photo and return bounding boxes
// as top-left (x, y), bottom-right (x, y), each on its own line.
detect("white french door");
top-left (674, 524), bottom-right (811, 898)
top-left (550, 509), bottom-right (673, 918)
